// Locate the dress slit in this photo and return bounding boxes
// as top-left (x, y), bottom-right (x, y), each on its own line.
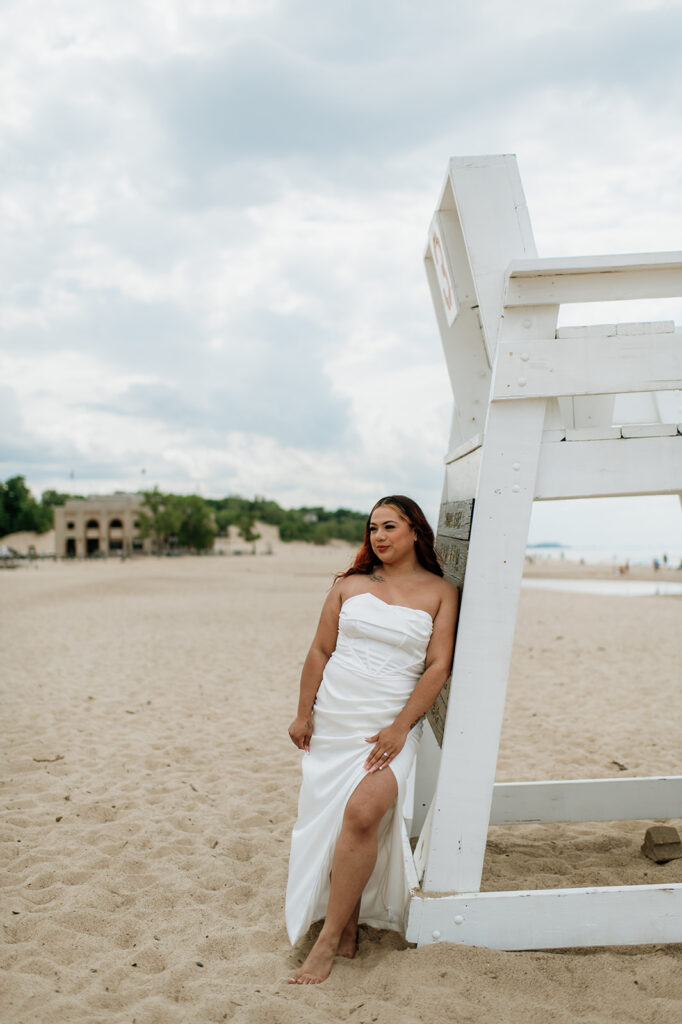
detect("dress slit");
top-left (285, 594), bottom-right (432, 944)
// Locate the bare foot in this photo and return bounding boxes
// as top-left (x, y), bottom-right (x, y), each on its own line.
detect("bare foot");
top-left (336, 925), bottom-right (358, 959)
top-left (288, 933), bottom-right (338, 984)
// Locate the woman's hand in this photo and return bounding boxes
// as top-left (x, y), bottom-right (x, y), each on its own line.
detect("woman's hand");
top-left (288, 714), bottom-right (314, 752)
top-left (364, 722), bottom-right (409, 773)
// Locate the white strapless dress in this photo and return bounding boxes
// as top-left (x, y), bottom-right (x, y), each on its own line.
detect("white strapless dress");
top-left (285, 592), bottom-right (432, 944)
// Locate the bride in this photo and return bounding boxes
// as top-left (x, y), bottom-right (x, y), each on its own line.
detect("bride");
top-left (286, 495), bottom-right (458, 984)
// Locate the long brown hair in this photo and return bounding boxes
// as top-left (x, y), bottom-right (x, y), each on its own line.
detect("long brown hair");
top-left (337, 495), bottom-right (443, 579)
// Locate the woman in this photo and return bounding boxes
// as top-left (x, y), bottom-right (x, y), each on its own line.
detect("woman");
top-left (286, 495), bottom-right (458, 984)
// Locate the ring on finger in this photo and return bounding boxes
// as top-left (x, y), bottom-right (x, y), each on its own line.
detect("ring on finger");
top-left (382, 752), bottom-right (390, 758)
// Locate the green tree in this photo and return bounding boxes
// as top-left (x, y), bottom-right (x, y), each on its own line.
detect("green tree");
top-left (236, 515), bottom-right (261, 546)
top-left (137, 488), bottom-right (216, 552)
top-left (0, 476), bottom-right (53, 535)
top-left (176, 495), bottom-right (216, 550)
top-left (41, 489), bottom-right (77, 509)
top-left (137, 488), bottom-right (183, 553)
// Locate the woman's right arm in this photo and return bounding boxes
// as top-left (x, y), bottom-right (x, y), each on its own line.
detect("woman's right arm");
top-left (288, 583), bottom-right (344, 752)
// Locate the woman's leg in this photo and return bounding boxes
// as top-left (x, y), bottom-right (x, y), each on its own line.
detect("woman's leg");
top-left (337, 896), bottom-right (361, 958)
top-left (289, 768), bottom-right (398, 984)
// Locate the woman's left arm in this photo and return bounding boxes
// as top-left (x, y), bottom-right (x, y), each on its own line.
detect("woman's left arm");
top-left (364, 583), bottom-right (459, 773)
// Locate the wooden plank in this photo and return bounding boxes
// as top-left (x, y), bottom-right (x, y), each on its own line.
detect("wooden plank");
top-left (443, 445), bottom-right (482, 500)
top-left (424, 217), bottom-right (491, 452)
top-left (428, 214), bottom-right (459, 326)
top-left (572, 396), bottom-right (616, 431)
top-left (401, 819), bottom-right (420, 895)
top-left (616, 320), bottom-right (675, 335)
top-left (556, 320), bottom-right (674, 338)
top-left (424, 394), bottom-right (548, 892)
top-left (510, 252), bottom-right (682, 275)
top-left (444, 433), bottom-right (482, 464)
top-left (505, 252), bottom-right (682, 306)
top-left (437, 499), bottom-right (475, 540)
top-left (621, 423), bottom-right (678, 438)
top-left (447, 155), bottom-right (537, 363)
top-left (411, 721), bottom-right (441, 838)
top-left (565, 426), bottom-right (622, 441)
top-left (407, 884), bottom-right (682, 949)
top-left (434, 537), bottom-right (469, 585)
top-left (535, 435), bottom-right (682, 499)
top-left (493, 334), bottom-right (682, 400)
top-left (426, 675), bottom-right (451, 748)
top-left (427, 499), bottom-right (474, 745)
top-left (413, 798), bottom-right (435, 882)
top-left (566, 426), bottom-right (622, 441)
top-left (490, 776), bottom-right (682, 825)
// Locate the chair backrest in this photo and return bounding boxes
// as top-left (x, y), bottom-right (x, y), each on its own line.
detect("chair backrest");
top-left (424, 155), bottom-right (537, 457)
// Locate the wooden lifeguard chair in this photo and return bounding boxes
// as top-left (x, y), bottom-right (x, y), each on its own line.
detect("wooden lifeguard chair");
top-left (402, 154), bottom-right (682, 949)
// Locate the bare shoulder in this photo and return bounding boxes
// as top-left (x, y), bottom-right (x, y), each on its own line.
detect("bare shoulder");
top-left (336, 572), bottom-right (371, 601)
top-left (433, 575), bottom-right (459, 616)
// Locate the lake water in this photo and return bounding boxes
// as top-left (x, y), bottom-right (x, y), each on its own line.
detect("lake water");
top-left (522, 577), bottom-right (682, 597)
top-left (526, 544), bottom-right (682, 569)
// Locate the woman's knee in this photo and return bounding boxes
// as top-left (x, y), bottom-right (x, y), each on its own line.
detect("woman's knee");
top-left (344, 790), bottom-right (390, 834)
top-left (344, 797), bottom-right (381, 835)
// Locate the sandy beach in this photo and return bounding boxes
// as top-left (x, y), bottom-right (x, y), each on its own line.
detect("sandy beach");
top-left (2, 549), bottom-right (681, 1023)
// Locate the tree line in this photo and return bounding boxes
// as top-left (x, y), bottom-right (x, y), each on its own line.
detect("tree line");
top-left (0, 476), bottom-right (76, 537)
top-left (0, 477), bottom-right (367, 549)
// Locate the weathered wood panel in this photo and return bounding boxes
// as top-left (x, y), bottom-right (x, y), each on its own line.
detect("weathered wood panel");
top-left (427, 499), bottom-right (474, 745)
top-left (535, 435), bottom-right (682, 499)
top-left (505, 252), bottom-right (682, 306)
top-left (407, 883), bottom-right (682, 949)
top-left (493, 333), bottom-right (682, 400)
top-left (490, 775), bottom-right (682, 825)
top-left (437, 499), bottom-right (474, 541)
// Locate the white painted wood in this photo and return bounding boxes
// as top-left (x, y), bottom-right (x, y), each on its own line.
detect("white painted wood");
top-left (413, 798), bottom-right (435, 883)
top-left (556, 321), bottom-right (674, 338)
top-left (407, 884), bottom-right (682, 950)
top-left (446, 156), bottom-right (537, 363)
top-left (572, 396), bottom-right (615, 429)
top-left (535, 435), bottom-right (682, 499)
top-left (542, 396), bottom-right (568, 433)
top-left (424, 394), bottom-right (549, 892)
top-left (621, 423), bottom-right (678, 438)
top-left (424, 211), bottom-right (491, 452)
top-left (492, 334), bottom-right (682, 400)
top-left (557, 323), bottom-right (619, 338)
top-left (428, 215), bottom-right (459, 326)
top-left (442, 445), bottom-right (482, 502)
top-left (403, 759), bottom-right (416, 836)
top-left (490, 776), bottom-right (682, 825)
top-left (425, 157), bottom-right (537, 455)
top-left (653, 388), bottom-right (682, 423)
top-left (506, 253), bottom-right (682, 306)
top-left (444, 433), bottom-right (483, 464)
top-left (420, 154), bottom-right (682, 951)
top-left (411, 720), bottom-right (441, 837)
top-left (565, 426), bottom-right (622, 441)
top-left (401, 820), bottom-right (420, 896)
top-left (617, 320), bottom-right (675, 335)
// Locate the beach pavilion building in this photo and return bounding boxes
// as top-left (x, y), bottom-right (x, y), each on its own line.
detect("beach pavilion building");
top-left (54, 493), bottom-right (152, 557)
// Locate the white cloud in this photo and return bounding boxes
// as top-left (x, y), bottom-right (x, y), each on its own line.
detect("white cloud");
top-left (2, 0), bottom-right (682, 546)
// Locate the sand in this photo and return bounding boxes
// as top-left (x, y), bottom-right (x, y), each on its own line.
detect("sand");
top-left (1, 550), bottom-right (681, 1024)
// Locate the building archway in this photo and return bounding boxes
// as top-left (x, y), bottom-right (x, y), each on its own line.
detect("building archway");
top-left (86, 519), bottom-right (100, 555)
top-left (108, 518), bottom-right (124, 552)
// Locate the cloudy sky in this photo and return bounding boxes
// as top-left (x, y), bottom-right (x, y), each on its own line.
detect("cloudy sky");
top-left (2, 0), bottom-right (682, 548)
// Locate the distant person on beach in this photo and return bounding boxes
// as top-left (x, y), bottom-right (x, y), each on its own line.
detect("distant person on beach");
top-left (286, 495), bottom-right (458, 984)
